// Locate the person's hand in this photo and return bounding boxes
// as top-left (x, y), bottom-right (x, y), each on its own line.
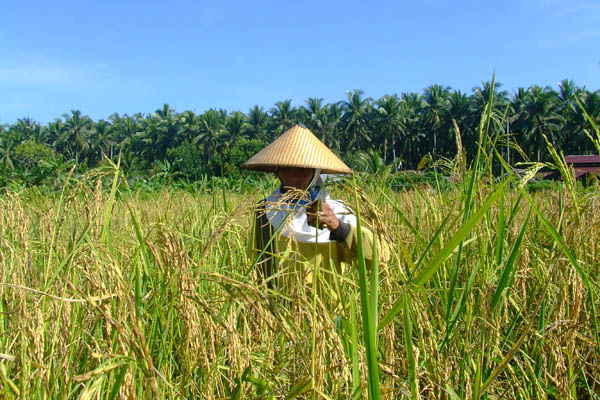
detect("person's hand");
top-left (307, 201), bottom-right (339, 230)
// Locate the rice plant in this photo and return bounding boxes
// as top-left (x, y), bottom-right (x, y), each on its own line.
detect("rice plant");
top-left (0, 105), bottom-right (599, 399)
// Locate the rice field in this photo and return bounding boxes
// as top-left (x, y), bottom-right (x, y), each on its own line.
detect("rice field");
top-left (2, 100), bottom-right (600, 399)
top-left (1, 153), bottom-right (599, 399)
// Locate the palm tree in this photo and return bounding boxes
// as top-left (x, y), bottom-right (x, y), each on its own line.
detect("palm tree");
top-left (270, 100), bottom-right (296, 137)
top-left (153, 104), bottom-right (182, 160)
top-left (577, 90), bottom-right (600, 153)
top-left (376, 94), bottom-right (405, 165)
top-left (224, 111), bottom-right (246, 149)
top-left (558, 80), bottom-right (587, 154)
top-left (523, 85), bottom-right (563, 161)
top-left (295, 106), bottom-right (309, 127)
top-left (341, 89), bottom-right (372, 151)
top-left (109, 113), bottom-right (134, 144)
top-left (303, 97), bottom-right (338, 147)
top-left (12, 117), bottom-right (50, 145)
top-left (195, 109), bottom-right (226, 166)
top-left (423, 84), bottom-right (451, 159)
top-left (558, 79), bottom-right (578, 108)
top-left (12, 118), bottom-right (47, 146)
top-left (471, 81), bottom-right (508, 132)
top-left (31, 123), bottom-right (49, 145)
top-left (83, 123), bottom-right (99, 167)
top-left (133, 115), bottom-right (159, 166)
top-left (60, 110), bottom-right (92, 164)
top-left (112, 113), bottom-right (145, 170)
top-left (401, 92), bottom-right (426, 168)
top-left (93, 119), bottom-right (113, 163)
top-left (508, 88), bottom-right (529, 148)
top-left (110, 113), bottom-right (141, 157)
top-left (447, 90), bottom-right (476, 161)
top-left (0, 128), bottom-right (20, 170)
top-left (303, 97), bottom-right (323, 133)
top-left (246, 106), bottom-right (268, 142)
top-left (47, 118), bottom-right (64, 153)
top-left (179, 111), bottom-right (201, 143)
top-left (326, 102), bottom-right (344, 153)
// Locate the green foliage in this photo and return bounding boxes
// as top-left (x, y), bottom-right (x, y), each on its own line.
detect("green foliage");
top-left (13, 140), bottom-right (62, 185)
top-left (341, 151), bottom-right (365, 172)
top-left (221, 138), bottom-right (264, 178)
top-left (2, 81), bottom-right (599, 188)
top-left (166, 141), bottom-right (205, 180)
top-left (358, 150), bottom-right (386, 174)
top-left (525, 180), bottom-right (556, 192)
top-left (386, 170), bottom-right (451, 191)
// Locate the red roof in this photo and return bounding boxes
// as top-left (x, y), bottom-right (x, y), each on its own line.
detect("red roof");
top-left (573, 166), bottom-right (600, 173)
top-left (565, 155), bottom-right (600, 164)
top-left (575, 170), bottom-right (598, 179)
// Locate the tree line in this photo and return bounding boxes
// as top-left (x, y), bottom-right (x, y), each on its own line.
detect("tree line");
top-left (1, 79), bottom-right (598, 186)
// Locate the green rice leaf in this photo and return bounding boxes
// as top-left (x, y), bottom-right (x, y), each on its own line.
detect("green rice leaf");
top-left (403, 291), bottom-right (418, 398)
top-left (413, 180), bottom-right (508, 287)
top-left (492, 208), bottom-right (531, 312)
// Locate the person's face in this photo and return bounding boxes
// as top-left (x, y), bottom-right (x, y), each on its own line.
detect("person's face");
top-left (277, 167), bottom-right (315, 190)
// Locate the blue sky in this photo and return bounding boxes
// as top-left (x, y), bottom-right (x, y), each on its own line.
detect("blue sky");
top-left (1, 0), bottom-right (598, 124)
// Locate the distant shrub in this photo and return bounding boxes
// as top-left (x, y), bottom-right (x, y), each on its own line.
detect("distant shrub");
top-left (167, 141), bottom-right (205, 180)
top-left (221, 138), bottom-right (265, 178)
top-left (13, 140), bottom-right (62, 186)
top-left (525, 180), bottom-right (557, 192)
top-left (386, 171), bottom-right (451, 191)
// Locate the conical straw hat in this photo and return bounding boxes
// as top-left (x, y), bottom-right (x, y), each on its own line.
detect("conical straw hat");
top-left (242, 124), bottom-right (352, 174)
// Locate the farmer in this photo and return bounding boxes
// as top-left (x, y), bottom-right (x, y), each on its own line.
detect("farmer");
top-left (243, 124), bottom-right (385, 294)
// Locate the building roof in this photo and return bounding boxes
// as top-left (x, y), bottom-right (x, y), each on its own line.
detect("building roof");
top-left (574, 170), bottom-right (595, 179)
top-left (565, 155), bottom-right (600, 164)
top-left (573, 166), bottom-right (600, 173)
